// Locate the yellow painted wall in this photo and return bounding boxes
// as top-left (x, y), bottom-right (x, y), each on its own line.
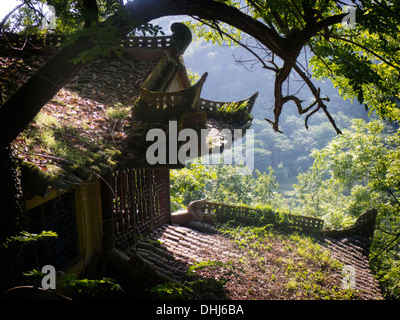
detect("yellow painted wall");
top-left (25, 189), bottom-right (61, 211)
top-left (67, 176), bottom-right (103, 276)
top-left (25, 176), bottom-right (104, 277)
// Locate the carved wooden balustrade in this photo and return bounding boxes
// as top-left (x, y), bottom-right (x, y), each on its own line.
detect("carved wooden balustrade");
top-left (133, 73), bottom-right (207, 121)
top-left (203, 201), bottom-right (324, 232)
top-left (0, 32), bottom-right (174, 50)
top-left (198, 92), bottom-right (258, 122)
top-left (111, 168), bottom-right (170, 251)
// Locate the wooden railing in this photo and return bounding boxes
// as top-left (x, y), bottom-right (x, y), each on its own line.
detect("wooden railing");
top-left (203, 201), bottom-right (324, 232)
top-left (199, 93), bottom-right (257, 114)
top-left (0, 33), bottom-right (67, 48)
top-left (111, 168), bottom-right (170, 251)
top-left (198, 92), bottom-right (258, 121)
top-left (121, 36), bottom-right (172, 49)
top-left (133, 73), bottom-right (207, 121)
top-left (0, 32), bottom-right (173, 50)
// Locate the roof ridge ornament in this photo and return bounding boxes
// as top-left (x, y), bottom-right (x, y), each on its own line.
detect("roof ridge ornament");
top-left (170, 22), bottom-right (192, 54)
top-left (321, 208), bottom-right (378, 240)
top-left (0, 22), bottom-right (193, 52)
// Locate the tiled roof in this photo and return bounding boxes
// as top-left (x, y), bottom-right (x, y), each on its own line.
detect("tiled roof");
top-left (318, 209), bottom-right (382, 299)
top-left (120, 205), bottom-right (383, 299)
top-left (322, 236), bottom-right (382, 299)
top-left (1, 31), bottom-right (166, 197)
top-left (2, 47), bottom-right (158, 197)
top-left (1, 24), bottom-right (257, 197)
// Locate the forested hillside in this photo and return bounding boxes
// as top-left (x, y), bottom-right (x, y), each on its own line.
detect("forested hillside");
top-left (181, 34), bottom-right (372, 184)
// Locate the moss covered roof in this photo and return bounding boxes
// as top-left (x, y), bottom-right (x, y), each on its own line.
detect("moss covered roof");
top-left (1, 24), bottom-right (258, 198)
top-left (2, 48), bottom-right (158, 198)
top-left (133, 205), bottom-right (382, 300)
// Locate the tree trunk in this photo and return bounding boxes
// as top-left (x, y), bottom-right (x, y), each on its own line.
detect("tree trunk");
top-left (82, 0), bottom-right (99, 28)
top-left (0, 34), bottom-right (95, 147)
top-left (0, 145), bottom-right (25, 292)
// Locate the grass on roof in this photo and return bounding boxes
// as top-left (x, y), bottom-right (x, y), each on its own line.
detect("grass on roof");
top-left (16, 101), bottom-right (122, 179)
top-left (150, 220), bottom-right (363, 300)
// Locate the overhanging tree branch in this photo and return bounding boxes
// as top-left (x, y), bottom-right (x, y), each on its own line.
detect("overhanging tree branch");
top-left (0, 2), bottom-right (26, 31)
top-left (330, 34), bottom-right (400, 72)
top-left (191, 17), bottom-right (272, 70)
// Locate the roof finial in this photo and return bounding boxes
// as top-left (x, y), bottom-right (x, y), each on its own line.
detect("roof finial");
top-left (170, 22), bottom-right (192, 54)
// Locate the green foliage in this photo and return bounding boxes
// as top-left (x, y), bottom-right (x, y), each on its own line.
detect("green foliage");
top-left (1, 229), bottom-right (57, 292)
top-left (18, 100), bottom-right (122, 177)
top-left (294, 119), bottom-right (399, 226)
top-left (377, 259), bottom-right (400, 300)
top-left (170, 160), bottom-right (283, 212)
top-left (309, 2), bottom-right (400, 122)
top-left (216, 222), bottom-right (359, 299)
top-left (2, 230), bottom-right (57, 249)
top-left (186, 0), bottom-right (337, 43)
top-left (57, 273), bottom-right (123, 299)
top-left (2, 0), bottom-right (164, 44)
top-left (105, 103), bottom-right (131, 120)
top-left (293, 119), bottom-right (400, 299)
top-left (187, 260), bottom-right (234, 276)
top-left (183, 0), bottom-right (400, 132)
top-left (186, 68), bottom-right (201, 85)
top-left (184, 17), bottom-right (242, 47)
top-left (130, 23), bottom-right (165, 37)
top-left (149, 281), bottom-right (193, 300)
top-left (150, 260), bottom-right (234, 300)
top-left (248, 104), bottom-right (367, 186)
top-left (23, 270), bottom-right (124, 299)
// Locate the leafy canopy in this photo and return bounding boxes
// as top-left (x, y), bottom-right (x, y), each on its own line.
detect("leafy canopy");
top-left (1, 0), bottom-right (163, 36)
top-left (186, 0), bottom-right (400, 131)
top-left (293, 119), bottom-right (400, 299)
top-left (309, 1), bottom-right (400, 123)
top-left (170, 160), bottom-right (283, 212)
